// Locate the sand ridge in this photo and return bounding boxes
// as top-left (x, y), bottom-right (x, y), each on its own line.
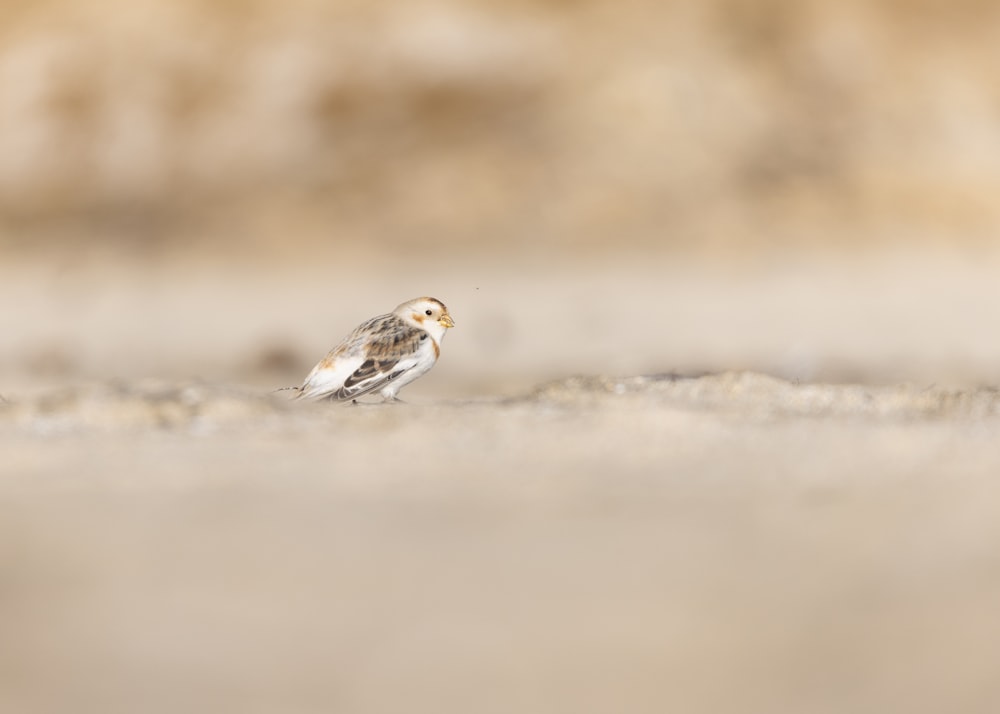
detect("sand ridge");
top-left (4, 372), bottom-right (1000, 436)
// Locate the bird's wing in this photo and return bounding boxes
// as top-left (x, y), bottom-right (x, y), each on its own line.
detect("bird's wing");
top-left (329, 356), bottom-right (416, 401)
top-left (295, 353), bottom-right (365, 400)
top-left (297, 315), bottom-right (426, 401)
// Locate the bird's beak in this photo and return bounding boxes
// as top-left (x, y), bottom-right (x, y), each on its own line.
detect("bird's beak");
top-left (440, 314), bottom-right (455, 329)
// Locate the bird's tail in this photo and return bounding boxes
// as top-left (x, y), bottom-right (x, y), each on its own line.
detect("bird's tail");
top-left (273, 385), bottom-right (304, 399)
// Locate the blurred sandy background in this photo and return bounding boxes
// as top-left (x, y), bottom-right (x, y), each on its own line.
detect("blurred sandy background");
top-left (4, 1), bottom-right (1000, 712)
top-left (3, 0), bottom-right (1000, 391)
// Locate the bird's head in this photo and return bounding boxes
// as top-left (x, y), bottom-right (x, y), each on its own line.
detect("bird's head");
top-left (395, 297), bottom-right (455, 339)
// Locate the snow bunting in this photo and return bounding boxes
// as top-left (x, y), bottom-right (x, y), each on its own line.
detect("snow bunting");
top-left (295, 297), bottom-right (455, 402)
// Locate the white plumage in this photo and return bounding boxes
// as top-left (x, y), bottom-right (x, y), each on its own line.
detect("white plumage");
top-left (295, 297), bottom-right (454, 402)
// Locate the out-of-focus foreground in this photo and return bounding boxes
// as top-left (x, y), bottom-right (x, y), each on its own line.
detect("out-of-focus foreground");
top-left (4, 376), bottom-right (1000, 714)
top-left (4, 1), bottom-right (1000, 712)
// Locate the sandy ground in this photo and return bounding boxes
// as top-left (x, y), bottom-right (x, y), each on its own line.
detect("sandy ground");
top-left (3, 376), bottom-right (1000, 714)
top-left (4, 250), bottom-right (1000, 713)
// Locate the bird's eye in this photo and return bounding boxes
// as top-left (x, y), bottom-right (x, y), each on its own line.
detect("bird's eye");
top-left (425, 309), bottom-right (433, 316)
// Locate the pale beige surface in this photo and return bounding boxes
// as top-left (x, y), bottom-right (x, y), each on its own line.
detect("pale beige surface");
top-left (3, 372), bottom-right (1000, 714)
top-left (5, 247), bottom-right (1000, 392)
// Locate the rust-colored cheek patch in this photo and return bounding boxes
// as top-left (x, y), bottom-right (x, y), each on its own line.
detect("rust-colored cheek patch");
top-left (412, 312), bottom-right (425, 324)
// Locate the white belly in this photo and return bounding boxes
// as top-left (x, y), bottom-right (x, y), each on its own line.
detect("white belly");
top-left (378, 337), bottom-right (440, 400)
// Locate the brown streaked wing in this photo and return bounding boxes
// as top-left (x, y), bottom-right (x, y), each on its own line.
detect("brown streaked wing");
top-left (342, 358), bottom-right (396, 390)
top-left (363, 316), bottom-right (425, 361)
top-left (333, 359), bottom-right (408, 401)
top-left (329, 316), bottom-right (425, 400)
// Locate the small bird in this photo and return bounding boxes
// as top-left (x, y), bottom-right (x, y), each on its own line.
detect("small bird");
top-left (294, 297), bottom-right (455, 402)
